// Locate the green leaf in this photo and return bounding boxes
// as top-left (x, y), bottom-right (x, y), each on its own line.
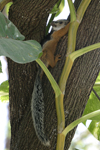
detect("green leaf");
top-left (6, 2), bottom-right (13, 14)
top-left (94, 72), bottom-right (100, 94)
top-left (83, 92), bottom-right (100, 121)
top-left (82, 73), bottom-right (100, 141)
top-left (50, 6), bottom-right (59, 14)
top-left (51, 0), bottom-right (65, 17)
top-left (0, 80), bottom-right (9, 102)
top-left (83, 73), bottom-right (100, 121)
top-left (0, 12), bottom-right (25, 40)
top-left (0, 38), bottom-right (42, 63)
top-left (88, 120), bottom-right (100, 141)
top-left (96, 72), bottom-right (100, 82)
top-left (0, 12), bottom-right (42, 63)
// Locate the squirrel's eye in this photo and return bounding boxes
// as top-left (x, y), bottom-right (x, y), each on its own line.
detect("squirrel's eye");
top-left (59, 21), bottom-right (63, 24)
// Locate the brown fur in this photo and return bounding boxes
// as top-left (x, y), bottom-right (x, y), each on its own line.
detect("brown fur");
top-left (41, 22), bottom-right (70, 68)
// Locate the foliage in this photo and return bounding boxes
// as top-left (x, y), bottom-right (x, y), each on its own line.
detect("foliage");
top-left (6, 2), bottom-right (12, 14)
top-left (46, 0), bottom-right (65, 34)
top-left (0, 80), bottom-right (9, 102)
top-left (83, 73), bottom-right (100, 140)
top-left (51, 0), bottom-right (65, 16)
top-left (0, 12), bottom-right (24, 40)
top-left (0, 12), bottom-right (42, 63)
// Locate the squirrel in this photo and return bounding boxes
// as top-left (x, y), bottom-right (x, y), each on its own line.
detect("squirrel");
top-left (31, 19), bottom-right (70, 146)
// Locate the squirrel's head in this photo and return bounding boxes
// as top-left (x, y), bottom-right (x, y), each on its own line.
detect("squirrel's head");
top-left (51, 19), bottom-right (69, 31)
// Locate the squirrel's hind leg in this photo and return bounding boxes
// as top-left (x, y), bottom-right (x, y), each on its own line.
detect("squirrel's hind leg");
top-left (48, 53), bottom-right (61, 68)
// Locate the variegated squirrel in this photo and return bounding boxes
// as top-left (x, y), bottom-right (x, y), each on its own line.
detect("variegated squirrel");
top-left (31, 20), bottom-right (70, 146)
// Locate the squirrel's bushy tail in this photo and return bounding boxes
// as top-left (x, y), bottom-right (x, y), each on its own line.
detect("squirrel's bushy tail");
top-left (31, 69), bottom-right (50, 146)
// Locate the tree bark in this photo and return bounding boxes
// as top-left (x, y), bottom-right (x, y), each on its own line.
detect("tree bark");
top-left (8, 0), bottom-right (100, 150)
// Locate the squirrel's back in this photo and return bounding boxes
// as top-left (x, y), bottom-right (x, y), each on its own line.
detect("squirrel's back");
top-left (31, 19), bottom-right (70, 146)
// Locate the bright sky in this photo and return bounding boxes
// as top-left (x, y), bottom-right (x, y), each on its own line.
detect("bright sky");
top-left (0, 56), bottom-right (8, 150)
top-left (0, 101), bottom-right (8, 150)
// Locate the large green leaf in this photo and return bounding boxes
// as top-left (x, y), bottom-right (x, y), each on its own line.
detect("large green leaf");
top-left (0, 12), bottom-right (25, 40)
top-left (0, 80), bottom-right (9, 102)
top-left (0, 38), bottom-right (42, 63)
top-left (88, 120), bottom-right (100, 141)
top-left (83, 92), bottom-right (100, 121)
top-left (83, 73), bottom-right (100, 121)
top-left (0, 12), bottom-right (42, 63)
top-left (82, 73), bottom-right (100, 141)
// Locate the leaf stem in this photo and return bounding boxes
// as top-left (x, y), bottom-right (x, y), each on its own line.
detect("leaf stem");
top-left (77, 0), bottom-right (91, 23)
top-left (67, 0), bottom-right (76, 22)
top-left (70, 42), bottom-right (100, 61)
top-left (36, 59), bottom-right (65, 138)
top-left (56, 0), bottom-right (92, 149)
top-left (36, 58), bottom-right (61, 97)
top-left (63, 110), bottom-right (100, 136)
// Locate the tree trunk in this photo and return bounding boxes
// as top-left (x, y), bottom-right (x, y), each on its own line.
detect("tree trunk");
top-left (7, 0), bottom-right (100, 150)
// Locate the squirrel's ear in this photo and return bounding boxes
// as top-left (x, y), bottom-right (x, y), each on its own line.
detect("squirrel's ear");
top-left (65, 20), bottom-right (69, 25)
top-left (50, 21), bottom-right (56, 27)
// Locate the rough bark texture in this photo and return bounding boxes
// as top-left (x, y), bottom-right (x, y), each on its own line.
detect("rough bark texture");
top-left (7, 0), bottom-right (100, 150)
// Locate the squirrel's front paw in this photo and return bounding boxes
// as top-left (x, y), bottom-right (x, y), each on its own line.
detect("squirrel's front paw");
top-left (55, 54), bottom-right (61, 62)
